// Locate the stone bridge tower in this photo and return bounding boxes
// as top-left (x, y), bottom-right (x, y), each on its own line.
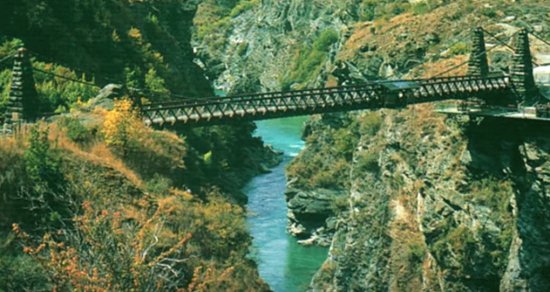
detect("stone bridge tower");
top-left (468, 27), bottom-right (489, 77)
top-left (511, 28), bottom-right (538, 105)
top-left (3, 47), bottom-right (39, 130)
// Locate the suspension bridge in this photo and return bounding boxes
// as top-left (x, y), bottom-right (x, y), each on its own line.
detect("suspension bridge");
top-left (1, 27), bottom-right (549, 130)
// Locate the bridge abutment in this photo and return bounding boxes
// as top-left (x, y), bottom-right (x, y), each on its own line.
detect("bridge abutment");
top-left (468, 27), bottom-right (489, 77)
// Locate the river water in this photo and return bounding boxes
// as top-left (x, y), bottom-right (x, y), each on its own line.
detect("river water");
top-left (244, 117), bottom-right (328, 292)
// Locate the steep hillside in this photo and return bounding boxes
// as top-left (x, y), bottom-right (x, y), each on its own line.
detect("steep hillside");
top-left (193, 0), bottom-right (550, 290)
top-left (0, 1), bottom-right (278, 290)
top-left (0, 102), bottom-right (272, 290)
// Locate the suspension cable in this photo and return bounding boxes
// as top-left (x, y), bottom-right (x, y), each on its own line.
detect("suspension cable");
top-left (27, 49), bottom-right (191, 99)
top-left (33, 67), bottom-right (100, 88)
top-left (481, 28), bottom-right (517, 52)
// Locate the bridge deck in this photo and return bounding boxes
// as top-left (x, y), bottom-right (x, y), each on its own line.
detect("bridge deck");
top-left (142, 75), bottom-right (511, 126)
top-left (437, 105), bottom-right (550, 122)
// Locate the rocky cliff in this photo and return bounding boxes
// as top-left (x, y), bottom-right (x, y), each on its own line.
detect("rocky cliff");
top-left (308, 108), bottom-right (550, 291)
top-left (192, 0), bottom-right (550, 290)
top-left (193, 0), bottom-right (359, 92)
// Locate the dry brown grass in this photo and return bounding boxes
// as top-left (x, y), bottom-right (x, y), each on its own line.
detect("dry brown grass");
top-left (46, 122), bottom-right (145, 188)
top-left (337, 1), bottom-right (481, 76)
top-left (415, 55), bottom-right (469, 78)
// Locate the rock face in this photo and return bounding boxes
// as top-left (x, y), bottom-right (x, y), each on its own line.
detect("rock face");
top-left (193, 0), bottom-right (359, 93)
top-left (192, 0), bottom-right (550, 290)
top-left (501, 129), bottom-right (550, 290)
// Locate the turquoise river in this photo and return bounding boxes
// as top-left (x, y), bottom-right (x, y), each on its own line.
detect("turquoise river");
top-left (244, 117), bottom-right (328, 292)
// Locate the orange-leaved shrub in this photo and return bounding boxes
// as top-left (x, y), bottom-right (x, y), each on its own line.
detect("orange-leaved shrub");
top-left (12, 189), bottom-right (264, 291)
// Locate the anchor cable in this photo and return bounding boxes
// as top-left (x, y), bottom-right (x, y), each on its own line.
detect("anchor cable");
top-left (431, 43), bottom-right (503, 78)
top-left (482, 28), bottom-right (540, 67)
top-left (0, 53), bottom-right (15, 65)
top-left (529, 31), bottom-right (550, 48)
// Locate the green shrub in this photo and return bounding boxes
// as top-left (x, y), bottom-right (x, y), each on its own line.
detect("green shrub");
top-left (481, 7), bottom-right (498, 18)
top-left (0, 69), bottom-right (11, 116)
top-left (281, 28), bottom-right (340, 89)
top-left (0, 241), bottom-right (50, 291)
top-left (146, 174), bottom-right (173, 194)
top-left (359, 0), bottom-right (412, 21)
top-left (313, 29), bottom-right (339, 52)
top-left (449, 42), bottom-right (469, 56)
top-left (21, 126), bottom-right (71, 230)
top-left (331, 195), bottom-right (349, 212)
top-left (144, 67), bottom-right (169, 95)
top-left (32, 62), bottom-right (98, 113)
top-left (24, 126), bottom-right (64, 194)
top-left (408, 242), bottom-right (425, 263)
top-left (359, 0), bottom-right (377, 21)
top-left (58, 117), bottom-right (92, 144)
top-left (467, 177), bottom-right (514, 268)
top-left (432, 225), bottom-right (476, 273)
top-left (0, 38), bottom-right (23, 58)
top-left (236, 42), bottom-right (249, 56)
top-left (356, 150), bottom-right (379, 173)
top-left (310, 170), bottom-right (336, 188)
top-left (358, 112), bottom-right (382, 136)
top-left (412, 2), bottom-right (431, 15)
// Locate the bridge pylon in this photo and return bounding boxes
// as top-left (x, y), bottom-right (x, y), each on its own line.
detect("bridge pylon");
top-left (468, 27), bottom-right (489, 77)
top-left (3, 47), bottom-right (38, 130)
top-left (511, 28), bottom-right (538, 105)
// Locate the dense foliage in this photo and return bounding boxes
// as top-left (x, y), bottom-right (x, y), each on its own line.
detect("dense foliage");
top-left (0, 0), bottom-right (211, 94)
top-left (0, 0), bottom-right (216, 117)
top-left (287, 112), bottom-right (382, 190)
top-left (0, 101), bottom-right (269, 290)
top-left (0, 1), bottom-right (276, 290)
top-left (193, 0), bottom-right (259, 55)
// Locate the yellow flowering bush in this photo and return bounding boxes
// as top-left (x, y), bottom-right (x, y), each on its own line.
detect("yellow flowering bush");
top-left (102, 98), bottom-right (143, 155)
top-left (101, 98), bottom-right (186, 178)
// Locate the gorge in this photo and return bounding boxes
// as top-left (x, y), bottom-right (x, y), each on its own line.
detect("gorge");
top-left (1, 0), bottom-right (550, 291)
top-left (193, 0), bottom-right (550, 290)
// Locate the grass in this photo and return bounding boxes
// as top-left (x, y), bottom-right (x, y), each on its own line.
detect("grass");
top-left (230, 0), bottom-right (259, 17)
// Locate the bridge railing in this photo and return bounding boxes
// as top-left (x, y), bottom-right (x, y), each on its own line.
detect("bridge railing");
top-left (141, 75), bottom-right (503, 112)
top-left (141, 75), bottom-right (513, 126)
top-left (143, 83), bottom-right (386, 111)
top-left (142, 82), bottom-right (383, 108)
top-left (143, 75), bottom-right (510, 110)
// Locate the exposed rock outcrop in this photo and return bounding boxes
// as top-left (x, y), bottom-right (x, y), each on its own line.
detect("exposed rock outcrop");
top-left (286, 187), bottom-right (344, 246)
